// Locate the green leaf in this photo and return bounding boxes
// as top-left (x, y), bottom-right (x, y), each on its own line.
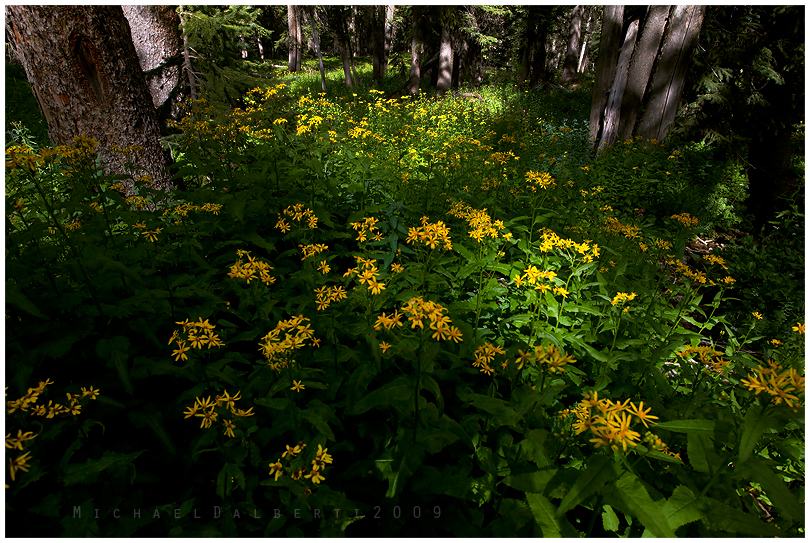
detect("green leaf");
top-left (300, 409), bottom-right (335, 441)
top-left (699, 496), bottom-right (785, 536)
top-left (526, 492), bottom-right (563, 537)
top-left (557, 455), bottom-right (615, 515)
top-left (738, 408), bottom-right (776, 464)
top-left (740, 459), bottom-right (804, 523)
top-left (97, 337), bottom-right (133, 395)
top-left (602, 504), bottom-right (620, 532)
top-left (656, 419), bottom-right (715, 435)
top-left (687, 433), bottom-right (712, 473)
top-left (347, 375), bottom-right (413, 415)
top-left (62, 450), bottom-right (144, 486)
top-left (6, 282), bottom-right (48, 318)
top-left (603, 472), bottom-right (676, 537)
top-left (661, 485), bottom-right (703, 531)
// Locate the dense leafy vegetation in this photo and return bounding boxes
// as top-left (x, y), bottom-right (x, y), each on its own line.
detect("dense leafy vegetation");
top-left (5, 57), bottom-right (804, 536)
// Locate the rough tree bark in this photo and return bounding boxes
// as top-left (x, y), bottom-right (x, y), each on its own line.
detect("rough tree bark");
top-left (561, 5), bottom-right (584, 84)
top-left (122, 5), bottom-right (185, 131)
top-left (637, 5), bottom-right (706, 142)
top-left (598, 18), bottom-right (640, 149)
top-left (5, 5), bottom-right (172, 191)
top-left (177, 5), bottom-right (197, 100)
top-left (383, 5), bottom-right (395, 73)
top-left (406, 6), bottom-right (422, 95)
top-left (287, 5), bottom-right (302, 72)
top-left (436, 7), bottom-right (454, 96)
top-left (588, 5), bottom-right (624, 145)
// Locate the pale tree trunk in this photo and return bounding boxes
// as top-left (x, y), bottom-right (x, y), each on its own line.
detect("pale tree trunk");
top-left (308, 7), bottom-right (327, 92)
top-left (436, 7), bottom-right (454, 96)
top-left (256, 30), bottom-right (264, 60)
top-left (598, 18), bottom-right (639, 149)
top-left (287, 5), bottom-right (302, 72)
top-left (407, 6), bottom-right (422, 95)
top-left (560, 5), bottom-right (584, 84)
top-left (122, 5), bottom-right (184, 130)
top-left (618, 5), bottom-right (670, 140)
top-left (383, 5), bottom-right (395, 72)
top-left (588, 5), bottom-right (624, 145)
top-left (637, 5), bottom-right (706, 142)
top-left (5, 5), bottom-right (172, 192)
top-left (177, 5), bottom-right (197, 100)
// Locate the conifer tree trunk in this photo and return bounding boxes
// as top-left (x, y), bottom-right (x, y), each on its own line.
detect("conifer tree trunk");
top-left (177, 5), bottom-right (197, 100)
top-left (383, 5), bottom-right (395, 72)
top-left (588, 5), bottom-right (624, 145)
top-left (436, 7), bottom-right (454, 96)
top-left (309, 8), bottom-right (327, 92)
top-left (561, 5), bottom-right (584, 84)
top-left (407, 6), bottom-right (422, 95)
top-left (5, 5), bottom-right (172, 191)
top-left (122, 5), bottom-right (185, 130)
top-left (637, 5), bottom-right (706, 142)
top-left (287, 5), bottom-right (302, 72)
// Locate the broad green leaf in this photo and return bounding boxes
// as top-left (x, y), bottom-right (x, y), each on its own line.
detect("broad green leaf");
top-left (347, 375), bottom-right (413, 415)
top-left (557, 455), bottom-right (615, 515)
top-left (687, 433), bottom-right (712, 473)
top-left (301, 409), bottom-right (335, 441)
top-left (62, 450), bottom-right (144, 486)
top-left (738, 408), bottom-right (776, 464)
top-left (503, 469), bottom-right (558, 493)
top-left (602, 504), bottom-right (620, 532)
top-left (740, 459), bottom-right (803, 523)
top-left (526, 492), bottom-right (563, 537)
top-left (661, 485), bottom-right (703, 531)
top-left (97, 337), bottom-right (133, 395)
top-left (604, 472), bottom-right (676, 537)
top-left (699, 496), bottom-right (785, 536)
top-left (656, 419), bottom-right (715, 435)
top-left (6, 283), bottom-right (48, 319)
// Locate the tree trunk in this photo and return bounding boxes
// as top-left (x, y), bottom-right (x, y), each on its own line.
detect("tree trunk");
top-left (578, 10), bottom-right (592, 73)
top-left (436, 7), bottom-right (454, 96)
top-left (561, 5), bottom-right (584, 84)
top-left (637, 5), bottom-right (706, 142)
top-left (519, 10), bottom-right (537, 85)
top-left (529, 18), bottom-right (549, 88)
top-left (598, 18), bottom-right (639, 149)
top-left (177, 5), bottom-right (197, 100)
top-left (5, 5), bottom-right (172, 192)
top-left (309, 8), bottom-right (327, 92)
top-left (287, 5), bottom-right (302, 72)
top-left (383, 5), bottom-right (395, 72)
top-left (407, 6), bottom-right (422, 95)
top-left (617, 5), bottom-right (670, 140)
top-left (588, 5), bottom-right (624, 146)
top-left (121, 5), bottom-right (184, 131)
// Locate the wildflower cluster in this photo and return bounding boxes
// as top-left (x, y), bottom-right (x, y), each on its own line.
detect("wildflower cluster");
top-left (268, 442), bottom-right (333, 487)
top-left (182, 390), bottom-right (255, 436)
top-left (228, 250), bottom-right (276, 285)
top-left (668, 258), bottom-right (711, 286)
top-left (513, 265), bottom-right (558, 293)
top-left (676, 344), bottom-right (730, 374)
top-left (162, 201), bottom-right (223, 219)
top-left (602, 216), bottom-right (641, 239)
top-left (350, 216), bottom-right (383, 243)
top-left (299, 243), bottom-right (329, 260)
top-left (344, 256), bottom-right (386, 295)
top-left (314, 285), bottom-right (348, 310)
top-left (524, 170), bottom-right (556, 191)
top-left (536, 227), bottom-right (601, 264)
top-left (611, 292), bottom-right (637, 307)
top-left (702, 254), bottom-right (728, 269)
top-left (169, 318), bottom-right (225, 361)
top-left (472, 343), bottom-right (507, 375)
top-left (6, 380), bottom-right (99, 483)
top-left (447, 201), bottom-right (511, 243)
top-left (376, 296), bottom-right (463, 342)
top-left (406, 216), bottom-right (453, 251)
top-left (740, 361), bottom-right (805, 408)
top-left (670, 213), bottom-right (699, 228)
top-left (572, 392), bottom-right (661, 452)
top-left (275, 203), bottom-right (319, 233)
top-left (258, 315), bottom-right (319, 370)
top-left (515, 343), bottom-right (577, 374)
